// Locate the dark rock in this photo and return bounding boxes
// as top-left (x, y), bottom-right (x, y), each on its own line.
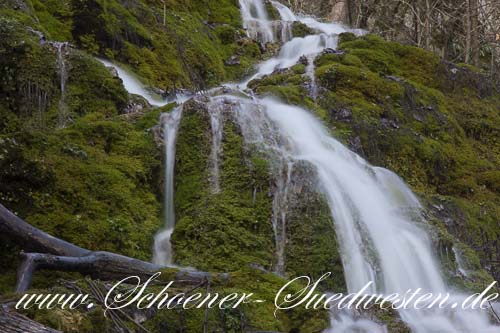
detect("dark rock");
top-left (271, 68), bottom-right (289, 75)
top-left (413, 113), bottom-right (425, 122)
top-left (438, 61), bottom-right (495, 97)
top-left (322, 48), bottom-right (344, 55)
top-left (106, 66), bottom-right (119, 78)
top-left (298, 55), bottom-right (309, 66)
top-left (149, 87), bottom-right (166, 96)
top-left (349, 136), bottom-right (363, 153)
top-left (62, 146), bottom-right (88, 160)
top-left (224, 55), bottom-right (241, 66)
top-left (124, 94), bottom-right (151, 114)
top-left (331, 108), bottom-right (352, 122)
top-left (385, 75), bottom-right (405, 83)
top-left (380, 118), bottom-right (400, 129)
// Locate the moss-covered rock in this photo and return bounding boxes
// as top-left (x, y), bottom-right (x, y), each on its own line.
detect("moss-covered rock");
top-left (292, 21), bottom-right (314, 38)
top-left (284, 161), bottom-right (345, 292)
top-left (249, 32), bottom-right (500, 287)
top-left (171, 98), bottom-right (275, 271)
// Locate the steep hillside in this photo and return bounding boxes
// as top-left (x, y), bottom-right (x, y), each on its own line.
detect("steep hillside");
top-left (249, 33), bottom-right (500, 285)
top-left (0, 0), bottom-right (499, 332)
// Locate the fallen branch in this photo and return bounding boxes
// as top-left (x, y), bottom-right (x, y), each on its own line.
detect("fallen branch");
top-left (0, 305), bottom-right (61, 333)
top-left (0, 204), bottom-right (227, 293)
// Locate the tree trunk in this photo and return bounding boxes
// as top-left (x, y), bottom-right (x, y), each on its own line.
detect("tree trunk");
top-left (0, 204), bottom-right (89, 257)
top-left (0, 204), bottom-right (227, 293)
top-left (470, 0), bottom-right (480, 65)
top-left (465, 0), bottom-right (472, 63)
top-left (0, 306), bottom-right (61, 333)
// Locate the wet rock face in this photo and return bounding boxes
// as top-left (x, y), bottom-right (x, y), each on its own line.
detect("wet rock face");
top-left (438, 61), bottom-right (498, 98)
top-left (275, 0), bottom-right (348, 22)
top-left (123, 94), bottom-right (151, 114)
top-left (4, 0), bottom-right (29, 11)
top-left (224, 55), bottom-right (241, 66)
top-left (329, 107), bottom-right (352, 122)
top-left (284, 160), bottom-right (346, 291)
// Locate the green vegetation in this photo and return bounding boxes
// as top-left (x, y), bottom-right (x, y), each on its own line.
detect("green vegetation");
top-left (251, 33), bottom-right (500, 289)
top-left (1, 0), bottom-right (263, 92)
top-left (1, 0), bottom-right (500, 330)
top-left (172, 99), bottom-right (275, 271)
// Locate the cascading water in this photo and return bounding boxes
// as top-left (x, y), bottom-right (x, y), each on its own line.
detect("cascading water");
top-left (271, 0), bottom-right (297, 21)
top-left (270, 0), bottom-right (295, 42)
top-left (221, 95), bottom-right (295, 274)
top-left (230, 96), bottom-right (499, 333)
top-left (236, 1), bottom-right (355, 89)
top-left (97, 59), bottom-right (173, 106)
top-left (239, 0), bottom-right (275, 43)
top-left (271, 159), bottom-right (293, 275)
top-left (55, 42), bottom-right (68, 127)
top-left (305, 53), bottom-right (320, 99)
top-left (107, 1), bottom-right (498, 331)
top-left (240, 33), bottom-right (341, 88)
top-left (153, 107), bottom-right (183, 265)
top-left (207, 98), bottom-right (225, 193)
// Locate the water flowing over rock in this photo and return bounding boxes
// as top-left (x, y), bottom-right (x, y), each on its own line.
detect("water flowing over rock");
top-left (223, 96), bottom-right (295, 275)
top-left (97, 59), bottom-right (172, 107)
top-left (54, 42), bottom-right (68, 127)
top-left (256, 98), bottom-right (498, 333)
top-left (305, 53), bottom-right (319, 99)
top-left (107, 1), bottom-right (500, 331)
top-left (153, 107), bottom-right (183, 265)
top-left (207, 98), bottom-right (225, 193)
top-left (239, 0), bottom-right (275, 43)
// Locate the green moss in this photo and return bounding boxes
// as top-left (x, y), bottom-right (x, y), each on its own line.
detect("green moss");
top-left (251, 32), bottom-right (500, 286)
top-left (68, 0), bottom-right (261, 90)
top-left (265, 0), bottom-right (281, 20)
top-left (171, 99), bottom-right (275, 271)
top-left (292, 21), bottom-right (314, 38)
top-left (285, 162), bottom-right (345, 292)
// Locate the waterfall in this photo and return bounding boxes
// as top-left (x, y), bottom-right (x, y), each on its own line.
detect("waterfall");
top-left (240, 33), bottom-right (341, 88)
top-left (55, 42), bottom-right (68, 127)
top-left (105, 1), bottom-right (499, 330)
top-left (225, 96), bottom-right (294, 274)
top-left (270, 0), bottom-right (295, 43)
top-left (271, 159), bottom-right (293, 275)
top-left (271, 0), bottom-right (297, 21)
top-left (97, 59), bottom-right (173, 106)
top-left (231, 96), bottom-right (498, 333)
top-left (239, 0), bottom-right (275, 43)
top-left (153, 107), bottom-right (183, 265)
top-left (207, 98), bottom-right (224, 193)
top-left (305, 53), bottom-right (319, 99)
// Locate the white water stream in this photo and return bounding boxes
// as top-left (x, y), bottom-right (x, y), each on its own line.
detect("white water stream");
top-left (55, 42), bottom-right (68, 127)
top-left (97, 59), bottom-right (174, 107)
top-left (107, 1), bottom-right (498, 331)
top-left (207, 98), bottom-right (225, 193)
top-left (152, 107), bottom-right (183, 265)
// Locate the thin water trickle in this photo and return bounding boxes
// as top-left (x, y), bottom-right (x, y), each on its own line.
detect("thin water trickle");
top-left (97, 59), bottom-right (176, 106)
top-left (153, 107), bottom-right (183, 265)
top-left (55, 42), bottom-right (68, 127)
top-left (272, 159), bottom-right (293, 275)
top-left (207, 98), bottom-right (225, 193)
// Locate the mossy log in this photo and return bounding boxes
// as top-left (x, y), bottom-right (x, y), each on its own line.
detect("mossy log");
top-left (0, 305), bottom-right (61, 333)
top-left (0, 204), bottom-right (227, 293)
